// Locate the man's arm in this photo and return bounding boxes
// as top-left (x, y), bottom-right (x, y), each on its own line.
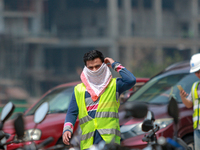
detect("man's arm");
top-left (63, 91), bottom-right (78, 145)
top-left (111, 61), bottom-right (136, 95)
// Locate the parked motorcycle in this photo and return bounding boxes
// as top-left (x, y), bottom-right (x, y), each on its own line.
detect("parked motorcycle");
top-left (141, 96), bottom-right (191, 150)
top-left (157, 96), bottom-right (191, 150)
top-left (3, 102), bottom-right (54, 150)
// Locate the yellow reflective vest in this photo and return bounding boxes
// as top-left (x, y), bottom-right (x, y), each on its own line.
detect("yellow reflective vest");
top-left (191, 81), bottom-right (200, 129)
top-left (74, 78), bottom-right (121, 150)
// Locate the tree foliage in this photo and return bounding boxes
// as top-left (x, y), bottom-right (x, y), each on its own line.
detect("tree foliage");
top-left (132, 52), bottom-right (184, 78)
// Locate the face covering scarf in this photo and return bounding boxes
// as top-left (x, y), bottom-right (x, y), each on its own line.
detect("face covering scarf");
top-left (80, 63), bottom-right (112, 101)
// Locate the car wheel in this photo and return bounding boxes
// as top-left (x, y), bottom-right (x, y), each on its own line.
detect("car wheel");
top-left (183, 135), bottom-right (194, 150)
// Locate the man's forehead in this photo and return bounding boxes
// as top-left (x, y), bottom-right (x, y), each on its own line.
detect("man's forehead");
top-left (86, 58), bottom-right (102, 65)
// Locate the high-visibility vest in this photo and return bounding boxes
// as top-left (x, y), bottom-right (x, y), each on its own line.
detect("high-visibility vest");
top-left (74, 78), bottom-right (121, 150)
top-left (191, 81), bottom-right (200, 129)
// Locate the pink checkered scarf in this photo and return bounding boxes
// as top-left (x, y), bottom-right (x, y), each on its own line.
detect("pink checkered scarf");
top-left (80, 63), bottom-right (112, 101)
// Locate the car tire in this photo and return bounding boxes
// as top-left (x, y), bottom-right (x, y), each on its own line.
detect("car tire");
top-left (183, 135), bottom-right (194, 150)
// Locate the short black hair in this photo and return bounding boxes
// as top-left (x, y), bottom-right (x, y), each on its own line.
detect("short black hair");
top-left (83, 50), bottom-right (104, 65)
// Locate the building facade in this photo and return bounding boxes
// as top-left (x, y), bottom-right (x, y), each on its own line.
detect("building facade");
top-left (0, 0), bottom-right (200, 96)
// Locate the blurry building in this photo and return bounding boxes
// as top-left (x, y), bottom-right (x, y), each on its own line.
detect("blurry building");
top-left (0, 0), bottom-right (200, 96)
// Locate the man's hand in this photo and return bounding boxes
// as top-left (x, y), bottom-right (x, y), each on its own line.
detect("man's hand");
top-left (179, 90), bottom-right (188, 99)
top-left (104, 57), bottom-right (115, 68)
top-left (63, 131), bottom-right (72, 145)
top-left (179, 90), bottom-right (193, 108)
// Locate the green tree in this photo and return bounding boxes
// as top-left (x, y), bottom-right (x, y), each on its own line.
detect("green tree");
top-left (132, 52), bottom-right (184, 78)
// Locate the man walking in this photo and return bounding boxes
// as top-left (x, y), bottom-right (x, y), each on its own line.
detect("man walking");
top-left (62, 50), bottom-right (136, 150)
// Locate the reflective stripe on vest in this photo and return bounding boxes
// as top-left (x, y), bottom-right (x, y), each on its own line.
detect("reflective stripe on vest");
top-left (79, 115), bottom-right (93, 125)
top-left (75, 78), bottom-right (120, 150)
top-left (81, 129), bottom-right (121, 141)
top-left (79, 112), bottom-right (119, 125)
top-left (98, 129), bottom-right (121, 136)
top-left (191, 81), bottom-right (200, 129)
top-left (81, 131), bottom-right (95, 141)
top-left (95, 112), bottom-right (119, 118)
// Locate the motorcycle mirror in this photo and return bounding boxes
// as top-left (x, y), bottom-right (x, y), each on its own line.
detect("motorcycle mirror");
top-left (34, 102), bottom-right (49, 124)
top-left (0, 102), bottom-right (15, 124)
top-left (14, 113), bottom-right (25, 139)
top-left (142, 111), bottom-right (155, 132)
top-left (124, 101), bottom-right (148, 118)
top-left (168, 96), bottom-right (179, 125)
top-left (146, 110), bottom-right (155, 121)
top-left (142, 119), bottom-right (154, 132)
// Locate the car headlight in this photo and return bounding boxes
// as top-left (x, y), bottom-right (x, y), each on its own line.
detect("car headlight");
top-left (24, 129), bottom-right (41, 141)
top-left (154, 118), bottom-right (173, 129)
top-left (120, 118), bottom-right (173, 140)
top-left (15, 129), bottom-right (42, 141)
top-left (120, 122), bottom-right (144, 140)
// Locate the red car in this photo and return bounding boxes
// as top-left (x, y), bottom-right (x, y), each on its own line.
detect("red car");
top-left (3, 78), bottom-right (148, 149)
top-left (120, 61), bottom-right (196, 149)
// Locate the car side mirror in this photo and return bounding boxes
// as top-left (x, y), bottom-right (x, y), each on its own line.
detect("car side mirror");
top-left (124, 101), bottom-right (148, 119)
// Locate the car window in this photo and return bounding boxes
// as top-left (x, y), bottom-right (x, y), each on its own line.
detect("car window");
top-left (128, 73), bottom-right (199, 104)
top-left (26, 86), bottom-right (74, 116)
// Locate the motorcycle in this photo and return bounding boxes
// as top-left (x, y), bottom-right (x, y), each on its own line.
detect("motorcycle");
top-left (157, 96), bottom-right (191, 150)
top-left (140, 96), bottom-right (191, 150)
top-left (3, 102), bottom-right (54, 150)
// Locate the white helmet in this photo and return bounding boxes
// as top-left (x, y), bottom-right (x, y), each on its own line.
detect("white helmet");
top-left (190, 53), bottom-right (200, 73)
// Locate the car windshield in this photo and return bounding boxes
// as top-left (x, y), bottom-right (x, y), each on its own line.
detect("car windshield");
top-left (128, 72), bottom-right (199, 104)
top-left (26, 86), bottom-right (74, 116)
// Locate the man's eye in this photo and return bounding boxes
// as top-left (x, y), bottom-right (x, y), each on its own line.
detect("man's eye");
top-left (96, 65), bottom-right (101, 68)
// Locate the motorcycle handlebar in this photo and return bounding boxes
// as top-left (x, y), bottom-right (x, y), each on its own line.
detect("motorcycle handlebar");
top-left (142, 124), bottom-right (160, 143)
top-left (36, 137), bottom-right (54, 149)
